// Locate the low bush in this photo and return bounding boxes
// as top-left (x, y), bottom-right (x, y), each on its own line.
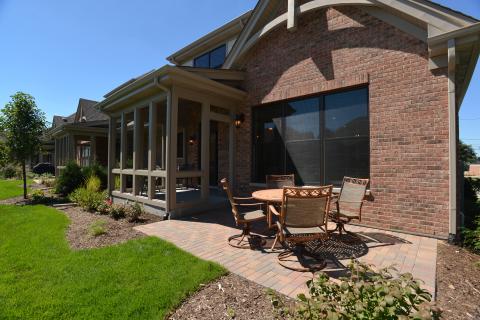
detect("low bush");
top-left (30, 189), bottom-right (49, 204)
top-left (89, 220), bottom-right (107, 237)
top-left (70, 176), bottom-right (107, 212)
top-left (125, 202), bottom-right (143, 222)
top-left (1, 164), bottom-right (22, 179)
top-left (55, 162), bottom-right (84, 196)
top-left (270, 260), bottom-right (439, 320)
top-left (81, 163), bottom-right (107, 190)
top-left (462, 216), bottom-right (480, 253)
top-left (109, 204), bottom-right (126, 220)
top-left (97, 200), bottom-right (112, 215)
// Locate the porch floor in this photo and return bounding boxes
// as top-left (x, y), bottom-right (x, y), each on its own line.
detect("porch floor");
top-left (135, 210), bottom-right (437, 298)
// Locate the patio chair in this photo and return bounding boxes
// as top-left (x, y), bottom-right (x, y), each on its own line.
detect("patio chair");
top-left (265, 174), bottom-right (295, 189)
top-left (220, 178), bottom-right (267, 249)
top-left (270, 185), bottom-right (333, 272)
top-left (329, 177), bottom-right (370, 234)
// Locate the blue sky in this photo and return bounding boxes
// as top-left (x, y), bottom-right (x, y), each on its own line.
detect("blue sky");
top-left (0, 0), bottom-right (479, 151)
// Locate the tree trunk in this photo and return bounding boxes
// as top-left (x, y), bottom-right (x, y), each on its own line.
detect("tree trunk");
top-left (22, 160), bottom-right (27, 200)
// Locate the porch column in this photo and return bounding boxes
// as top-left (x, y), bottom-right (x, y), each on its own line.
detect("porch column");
top-left (201, 101), bottom-right (210, 201)
top-left (120, 113), bottom-right (126, 192)
top-left (229, 110), bottom-right (236, 187)
top-left (148, 101), bottom-right (157, 200)
top-left (54, 138), bottom-right (59, 176)
top-left (166, 88), bottom-right (178, 213)
top-left (68, 134), bottom-right (75, 164)
top-left (90, 135), bottom-right (96, 165)
top-left (107, 117), bottom-right (115, 193)
top-left (133, 108), bottom-right (141, 195)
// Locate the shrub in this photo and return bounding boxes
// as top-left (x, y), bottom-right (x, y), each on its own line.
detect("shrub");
top-left (125, 202), bottom-right (143, 222)
top-left (97, 200), bottom-right (112, 215)
top-left (109, 204), bottom-right (126, 220)
top-left (55, 161), bottom-right (84, 196)
top-left (81, 163), bottom-right (107, 190)
top-left (89, 220), bottom-right (107, 237)
top-left (70, 188), bottom-right (107, 212)
top-left (462, 216), bottom-right (480, 253)
top-left (1, 164), bottom-right (22, 179)
top-left (270, 260), bottom-right (439, 320)
top-left (30, 189), bottom-right (49, 204)
top-left (85, 175), bottom-right (101, 193)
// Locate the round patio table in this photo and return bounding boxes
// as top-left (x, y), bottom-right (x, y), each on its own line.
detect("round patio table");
top-left (252, 188), bottom-right (283, 203)
top-left (252, 189), bottom-right (283, 229)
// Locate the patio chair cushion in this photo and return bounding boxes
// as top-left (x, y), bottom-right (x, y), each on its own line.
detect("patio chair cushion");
top-left (240, 210), bottom-right (266, 222)
top-left (284, 226), bottom-right (324, 236)
top-left (331, 208), bottom-right (360, 219)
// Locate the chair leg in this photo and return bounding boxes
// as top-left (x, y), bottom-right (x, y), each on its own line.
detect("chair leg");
top-left (228, 223), bottom-right (266, 249)
top-left (277, 243), bottom-right (326, 272)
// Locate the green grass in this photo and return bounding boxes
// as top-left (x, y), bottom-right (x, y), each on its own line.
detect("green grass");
top-left (0, 205), bottom-right (226, 319)
top-left (0, 179), bottom-right (31, 200)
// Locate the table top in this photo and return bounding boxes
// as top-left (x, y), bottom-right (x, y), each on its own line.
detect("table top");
top-left (252, 189), bottom-right (283, 203)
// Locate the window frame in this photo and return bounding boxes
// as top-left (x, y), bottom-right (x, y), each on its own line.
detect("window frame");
top-left (251, 86), bottom-right (370, 186)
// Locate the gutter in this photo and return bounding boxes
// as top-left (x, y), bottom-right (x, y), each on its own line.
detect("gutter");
top-left (447, 38), bottom-right (457, 242)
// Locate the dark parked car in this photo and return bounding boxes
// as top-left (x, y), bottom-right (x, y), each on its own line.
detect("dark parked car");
top-left (32, 163), bottom-right (55, 175)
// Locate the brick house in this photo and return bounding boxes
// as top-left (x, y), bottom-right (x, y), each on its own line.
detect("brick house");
top-left (96, 0), bottom-right (480, 240)
top-left (48, 98), bottom-right (109, 175)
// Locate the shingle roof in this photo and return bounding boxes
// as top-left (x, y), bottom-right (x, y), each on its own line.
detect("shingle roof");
top-left (51, 98), bottom-right (106, 129)
top-left (77, 98), bottom-right (107, 122)
top-left (52, 113), bottom-right (75, 128)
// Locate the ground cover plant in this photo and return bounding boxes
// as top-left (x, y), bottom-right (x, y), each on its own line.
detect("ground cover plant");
top-left (0, 204), bottom-right (225, 319)
top-left (0, 179), bottom-right (31, 200)
top-left (270, 261), bottom-right (439, 320)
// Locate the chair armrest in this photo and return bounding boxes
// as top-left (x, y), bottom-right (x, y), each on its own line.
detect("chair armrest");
top-left (233, 196), bottom-right (255, 201)
top-left (269, 204), bottom-right (280, 216)
top-left (236, 202), bottom-right (265, 207)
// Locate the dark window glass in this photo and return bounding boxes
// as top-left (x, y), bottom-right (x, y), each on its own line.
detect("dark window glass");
top-left (210, 45), bottom-right (226, 69)
top-left (253, 104), bottom-right (285, 181)
top-left (194, 53), bottom-right (209, 68)
top-left (325, 89), bottom-right (369, 138)
top-left (193, 45), bottom-right (226, 69)
top-left (252, 87), bottom-right (369, 186)
top-left (177, 132), bottom-right (184, 158)
top-left (284, 98), bottom-right (321, 185)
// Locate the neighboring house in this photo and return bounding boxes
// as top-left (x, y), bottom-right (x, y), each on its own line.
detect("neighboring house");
top-left (49, 98), bottom-right (109, 175)
top-left (466, 164), bottom-right (480, 177)
top-left (96, 0), bottom-right (480, 240)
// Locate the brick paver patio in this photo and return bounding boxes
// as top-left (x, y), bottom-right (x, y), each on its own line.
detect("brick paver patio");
top-left (135, 210), bottom-right (437, 298)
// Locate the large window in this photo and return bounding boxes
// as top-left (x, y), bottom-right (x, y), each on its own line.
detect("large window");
top-left (193, 45), bottom-right (226, 69)
top-left (252, 87), bottom-right (369, 186)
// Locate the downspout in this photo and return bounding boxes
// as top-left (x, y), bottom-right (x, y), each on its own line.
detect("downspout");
top-left (154, 77), bottom-right (172, 219)
top-left (447, 38), bottom-right (457, 242)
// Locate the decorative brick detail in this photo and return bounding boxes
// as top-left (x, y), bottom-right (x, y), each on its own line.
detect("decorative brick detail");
top-left (234, 6), bottom-right (450, 237)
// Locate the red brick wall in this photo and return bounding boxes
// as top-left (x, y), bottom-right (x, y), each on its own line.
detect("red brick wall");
top-left (235, 6), bottom-right (450, 237)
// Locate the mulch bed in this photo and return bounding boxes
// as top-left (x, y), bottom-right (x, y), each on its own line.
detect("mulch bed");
top-left (60, 206), bottom-right (163, 250)
top-left (168, 273), bottom-right (289, 320)
top-left (436, 241), bottom-right (480, 319)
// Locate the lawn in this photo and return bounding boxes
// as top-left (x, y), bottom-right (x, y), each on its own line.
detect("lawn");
top-left (0, 205), bottom-right (225, 319)
top-left (0, 179), bottom-right (31, 200)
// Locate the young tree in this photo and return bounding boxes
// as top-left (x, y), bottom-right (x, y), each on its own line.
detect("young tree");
top-left (0, 92), bottom-right (46, 199)
top-left (460, 140), bottom-right (478, 164)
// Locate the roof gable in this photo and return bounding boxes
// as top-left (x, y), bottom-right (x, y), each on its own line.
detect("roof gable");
top-left (223, 0), bottom-right (478, 69)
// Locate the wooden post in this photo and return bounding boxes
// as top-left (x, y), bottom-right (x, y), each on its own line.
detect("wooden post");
top-left (107, 117), bottom-right (115, 193)
top-left (133, 108), bottom-right (141, 196)
top-left (165, 88), bottom-right (178, 213)
top-left (120, 113), bottom-right (126, 192)
top-left (90, 135), bottom-right (96, 165)
top-left (287, 0), bottom-right (297, 31)
top-left (201, 101), bottom-right (210, 201)
top-left (229, 111), bottom-right (235, 188)
top-left (68, 134), bottom-right (75, 164)
top-left (148, 101), bottom-right (157, 200)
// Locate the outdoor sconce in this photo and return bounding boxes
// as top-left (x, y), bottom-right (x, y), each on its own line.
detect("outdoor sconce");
top-left (235, 113), bottom-right (245, 128)
top-left (188, 135), bottom-right (196, 145)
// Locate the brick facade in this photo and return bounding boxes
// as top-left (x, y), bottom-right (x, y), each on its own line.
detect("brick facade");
top-left (234, 6), bottom-right (450, 237)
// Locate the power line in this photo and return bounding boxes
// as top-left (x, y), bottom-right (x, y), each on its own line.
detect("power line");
top-left (460, 118), bottom-right (480, 121)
